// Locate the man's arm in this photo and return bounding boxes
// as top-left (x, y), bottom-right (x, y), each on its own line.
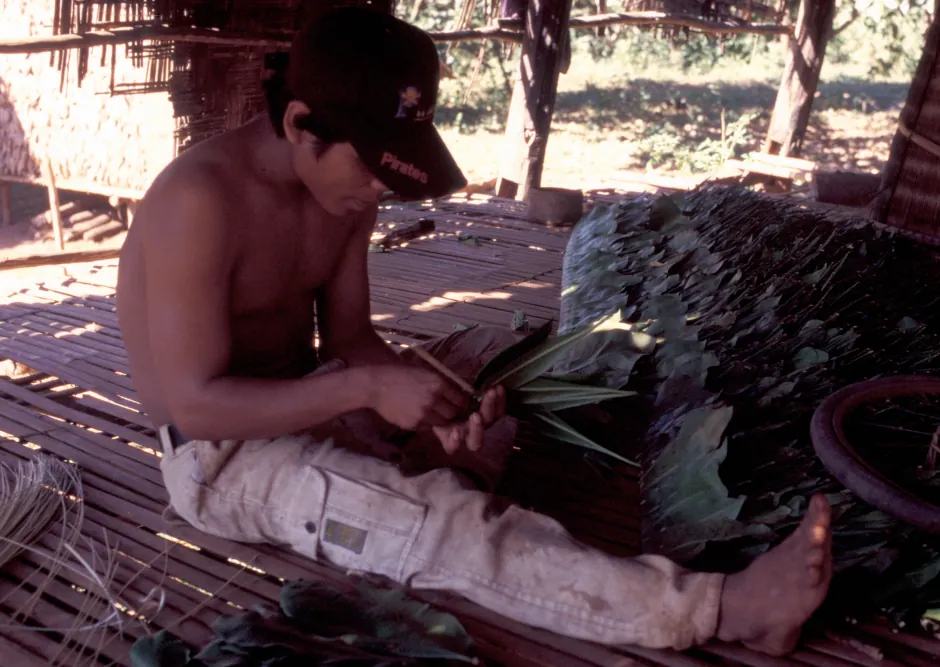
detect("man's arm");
top-left (316, 205), bottom-right (401, 368)
top-left (143, 181), bottom-right (380, 441)
top-left (316, 205), bottom-right (507, 454)
top-left (142, 180), bottom-right (465, 440)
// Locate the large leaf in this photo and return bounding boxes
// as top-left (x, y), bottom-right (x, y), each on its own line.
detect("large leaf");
top-left (550, 328), bottom-right (653, 389)
top-left (642, 405), bottom-right (757, 563)
top-left (131, 631), bottom-right (192, 667)
top-left (357, 585), bottom-right (473, 660)
top-left (132, 580), bottom-right (478, 667)
top-left (473, 320), bottom-right (553, 390)
top-left (481, 312), bottom-right (629, 391)
top-left (533, 410), bottom-right (639, 467)
top-left (516, 385), bottom-right (636, 411)
top-left (280, 580), bottom-right (373, 636)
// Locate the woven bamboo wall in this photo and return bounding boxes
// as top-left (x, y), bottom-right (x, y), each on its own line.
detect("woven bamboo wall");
top-left (1, 0), bottom-right (397, 195)
top-left (0, 0), bottom-right (177, 195)
top-left (871, 18), bottom-right (940, 240)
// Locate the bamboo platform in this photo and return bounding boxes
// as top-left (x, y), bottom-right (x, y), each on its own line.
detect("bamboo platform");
top-left (0, 194), bottom-right (936, 667)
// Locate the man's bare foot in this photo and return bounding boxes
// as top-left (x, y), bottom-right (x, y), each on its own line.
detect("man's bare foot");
top-left (717, 494), bottom-right (833, 656)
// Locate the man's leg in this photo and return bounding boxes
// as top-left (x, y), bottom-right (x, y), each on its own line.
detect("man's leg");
top-left (161, 428), bottom-right (722, 648)
top-left (159, 325), bottom-right (832, 653)
top-left (162, 427), bottom-right (829, 652)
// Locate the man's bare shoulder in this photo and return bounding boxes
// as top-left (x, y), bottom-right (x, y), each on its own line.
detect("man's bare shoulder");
top-left (144, 138), bottom-right (245, 217)
top-left (128, 138), bottom-right (253, 271)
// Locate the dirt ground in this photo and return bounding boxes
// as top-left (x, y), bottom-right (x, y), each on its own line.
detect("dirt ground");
top-left (438, 77), bottom-right (906, 191)
top-left (0, 72), bottom-right (906, 267)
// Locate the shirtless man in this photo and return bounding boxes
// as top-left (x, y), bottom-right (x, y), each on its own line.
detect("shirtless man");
top-left (116, 6), bottom-right (833, 656)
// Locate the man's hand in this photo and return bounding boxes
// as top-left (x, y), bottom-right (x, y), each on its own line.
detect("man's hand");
top-left (433, 386), bottom-right (506, 455)
top-left (370, 365), bottom-right (470, 430)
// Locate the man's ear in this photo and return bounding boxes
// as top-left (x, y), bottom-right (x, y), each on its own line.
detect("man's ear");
top-left (282, 100), bottom-right (312, 146)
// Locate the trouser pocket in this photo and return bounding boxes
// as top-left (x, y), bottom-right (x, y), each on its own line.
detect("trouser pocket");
top-left (316, 469), bottom-right (427, 582)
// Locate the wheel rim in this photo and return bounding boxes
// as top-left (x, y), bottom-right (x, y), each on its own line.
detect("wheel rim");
top-left (810, 375), bottom-right (940, 533)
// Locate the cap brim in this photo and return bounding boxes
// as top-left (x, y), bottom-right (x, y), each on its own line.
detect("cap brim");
top-left (353, 123), bottom-right (467, 200)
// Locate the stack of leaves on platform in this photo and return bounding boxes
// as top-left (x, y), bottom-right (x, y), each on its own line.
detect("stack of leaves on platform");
top-left (471, 314), bottom-right (639, 466)
top-left (131, 579), bottom-right (476, 666)
top-left (557, 185), bottom-right (940, 625)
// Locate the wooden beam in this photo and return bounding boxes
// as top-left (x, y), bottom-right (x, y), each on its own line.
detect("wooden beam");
top-left (0, 13), bottom-right (790, 55)
top-left (497, 0), bottom-right (574, 202)
top-left (763, 0), bottom-right (836, 157)
top-left (0, 26), bottom-right (293, 54)
top-left (427, 26), bottom-right (522, 43)
top-left (0, 175), bottom-right (146, 202)
top-left (503, 11), bottom-right (791, 35)
top-left (0, 24), bottom-right (522, 54)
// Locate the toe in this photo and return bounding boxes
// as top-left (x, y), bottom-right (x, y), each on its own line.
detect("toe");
top-left (810, 523), bottom-right (828, 546)
top-left (806, 547), bottom-right (826, 568)
top-left (806, 561), bottom-right (824, 587)
top-left (805, 495), bottom-right (832, 544)
top-left (810, 494), bottom-right (832, 525)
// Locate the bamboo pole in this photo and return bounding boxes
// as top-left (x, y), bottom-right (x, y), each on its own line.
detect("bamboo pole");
top-left (0, 26), bottom-right (292, 54)
top-left (43, 160), bottom-right (65, 251)
top-left (0, 247), bottom-right (121, 272)
top-left (0, 13), bottom-right (791, 55)
top-left (0, 183), bottom-right (10, 227)
top-left (508, 11), bottom-right (792, 35)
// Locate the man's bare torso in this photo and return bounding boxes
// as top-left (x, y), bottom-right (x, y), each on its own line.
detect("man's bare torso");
top-left (117, 117), bottom-right (362, 428)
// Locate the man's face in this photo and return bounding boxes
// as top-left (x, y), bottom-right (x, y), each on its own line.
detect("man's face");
top-left (293, 137), bottom-right (388, 216)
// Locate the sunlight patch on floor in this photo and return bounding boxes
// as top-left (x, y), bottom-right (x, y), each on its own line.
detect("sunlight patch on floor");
top-left (410, 291), bottom-right (511, 312)
top-left (157, 533), bottom-right (201, 552)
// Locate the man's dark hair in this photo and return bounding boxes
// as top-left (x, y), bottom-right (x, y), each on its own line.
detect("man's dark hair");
top-left (262, 52), bottom-right (342, 158)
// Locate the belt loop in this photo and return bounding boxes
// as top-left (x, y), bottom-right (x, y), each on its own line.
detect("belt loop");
top-left (158, 424), bottom-right (175, 456)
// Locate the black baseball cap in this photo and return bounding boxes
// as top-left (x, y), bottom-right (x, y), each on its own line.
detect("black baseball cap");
top-left (287, 7), bottom-right (467, 199)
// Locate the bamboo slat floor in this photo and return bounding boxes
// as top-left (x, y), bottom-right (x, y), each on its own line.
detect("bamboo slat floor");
top-left (0, 194), bottom-right (936, 667)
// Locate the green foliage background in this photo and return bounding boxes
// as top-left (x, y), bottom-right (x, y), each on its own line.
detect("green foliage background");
top-left (403, 0), bottom-right (933, 135)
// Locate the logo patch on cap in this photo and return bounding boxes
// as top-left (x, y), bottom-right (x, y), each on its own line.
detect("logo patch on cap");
top-left (396, 86), bottom-right (422, 118)
top-left (381, 152), bottom-right (429, 184)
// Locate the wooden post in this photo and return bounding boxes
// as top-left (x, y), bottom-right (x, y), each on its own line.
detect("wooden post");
top-left (763, 0), bottom-right (836, 157)
top-left (495, 0), bottom-right (573, 201)
top-left (0, 183), bottom-right (10, 227)
top-left (496, 78), bottom-right (526, 199)
top-left (43, 159), bottom-right (65, 251)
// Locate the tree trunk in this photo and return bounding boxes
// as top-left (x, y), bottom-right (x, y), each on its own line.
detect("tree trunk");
top-left (495, 0), bottom-right (573, 201)
top-left (764, 0), bottom-right (836, 157)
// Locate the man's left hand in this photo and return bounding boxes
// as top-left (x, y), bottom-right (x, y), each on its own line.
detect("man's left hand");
top-left (433, 385), bottom-right (506, 454)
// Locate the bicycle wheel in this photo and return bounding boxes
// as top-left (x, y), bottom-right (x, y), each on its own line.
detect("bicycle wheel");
top-left (810, 375), bottom-right (940, 534)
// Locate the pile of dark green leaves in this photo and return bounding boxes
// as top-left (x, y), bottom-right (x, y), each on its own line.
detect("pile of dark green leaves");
top-left (130, 579), bottom-right (477, 667)
top-left (557, 185), bottom-right (940, 628)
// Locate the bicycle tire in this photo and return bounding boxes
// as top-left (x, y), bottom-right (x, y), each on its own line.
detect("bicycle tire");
top-left (810, 375), bottom-right (940, 534)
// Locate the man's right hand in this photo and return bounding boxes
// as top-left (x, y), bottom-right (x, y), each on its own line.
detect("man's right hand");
top-left (370, 365), bottom-right (471, 430)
